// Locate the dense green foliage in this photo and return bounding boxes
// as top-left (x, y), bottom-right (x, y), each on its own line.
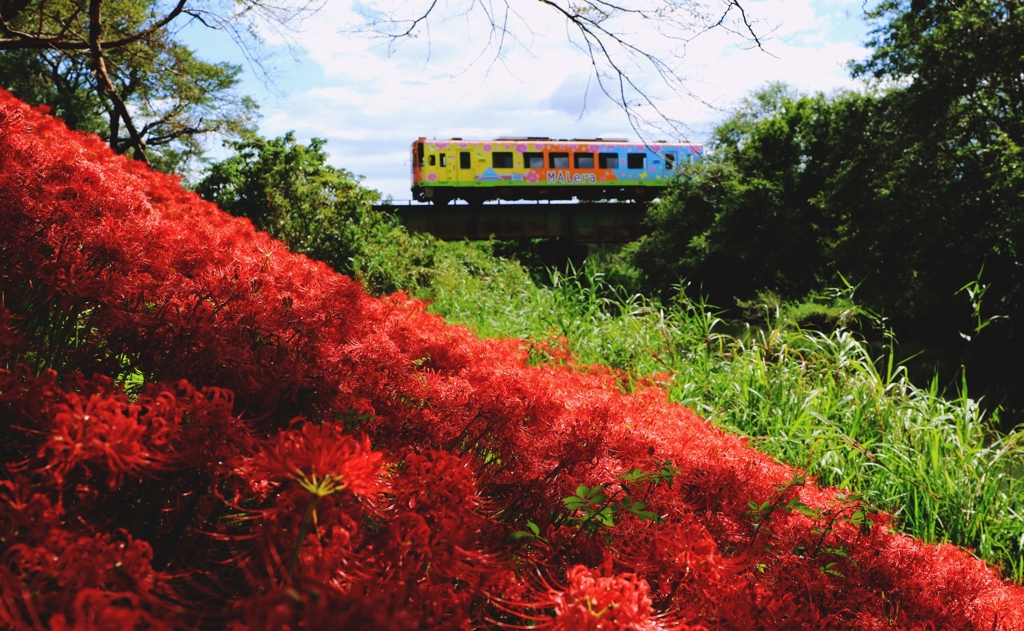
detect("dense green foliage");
top-left (627, 0), bottom-right (1024, 419)
top-left (626, 85), bottom-right (871, 308)
top-left (629, 76), bottom-right (1023, 339)
top-left (196, 133), bottom-right (435, 294)
top-left (850, 0), bottom-right (1024, 330)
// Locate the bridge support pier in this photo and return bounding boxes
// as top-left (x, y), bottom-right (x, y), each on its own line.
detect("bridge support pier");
top-left (537, 238), bottom-right (589, 269)
top-left (375, 200), bottom-right (651, 245)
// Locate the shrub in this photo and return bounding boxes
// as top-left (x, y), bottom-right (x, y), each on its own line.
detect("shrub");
top-left (196, 132), bottom-right (435, 295)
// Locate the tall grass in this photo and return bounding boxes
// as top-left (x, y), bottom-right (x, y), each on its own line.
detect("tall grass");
top-left (417, 242), bottom-right (1024, 581)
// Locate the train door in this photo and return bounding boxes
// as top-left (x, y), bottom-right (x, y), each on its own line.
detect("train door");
top-left (437, 151), bottom-right (456, 183)
top-left (424, 146), bottom-right (456, 204)
top-left (458, 150), bottom-right (472, 186)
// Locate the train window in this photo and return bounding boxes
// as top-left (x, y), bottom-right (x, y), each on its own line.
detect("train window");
top-left (493, 152), bottom-right (514, 168)
top-left (439, 154), bottom-right (447, 167)
top-left (417, 142), bottom-right (424, 168)
top-left (460, 152), bottom-right (471, 169)
top-left (574, 153), bottom-right (594, 169)
top-left (524, 152), bottom-right (544, 169)
top-left (429, 155), bottom-right (436, 166)
top-left (666, 153), bottom-right (676, 169)
top-left (627, 153), bottom-right (646, 169)
top-left (549, 152), bottom-right (569, 169)
top-left (598, 153), bottom-right (618, 169)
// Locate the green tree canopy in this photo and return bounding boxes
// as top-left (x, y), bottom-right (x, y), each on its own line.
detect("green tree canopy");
top-left (847, 0), bottom-right (1024, 330)
top-left (856, 0), bottom-right (1024, 150)
top-left (0, 0), bottom-right (317, 170)
top-left (628, 1), bottom-right (1024, 420)
top-left (633, 0), bottom-right (1024, 334)
top-left (627, 85), bottom-right (875, 310)
top-left (196, 132), bottom-right (434, 294)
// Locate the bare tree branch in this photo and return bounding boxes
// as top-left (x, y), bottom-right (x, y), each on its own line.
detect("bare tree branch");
top-left (350, 0), bottom-right (771, 139)
top-left (0, 0), bottom-right (186, 50)
top-left (389, 0), bottom-right (438, 38)
top-left (2, 0), bottom-right (326, 166)
top-left (87, 0), bottom-right (148, 162)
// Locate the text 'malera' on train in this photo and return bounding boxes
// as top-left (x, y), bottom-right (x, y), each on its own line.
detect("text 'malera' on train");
top-left (411, 136), bottom-right (703, 205)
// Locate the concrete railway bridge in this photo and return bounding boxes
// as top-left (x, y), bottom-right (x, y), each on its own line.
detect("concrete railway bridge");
top-left (375, 200), bottom-right (651, 245)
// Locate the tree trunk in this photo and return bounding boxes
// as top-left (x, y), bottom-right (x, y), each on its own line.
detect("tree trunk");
top-left (87, 0), bottom-right (147, 163)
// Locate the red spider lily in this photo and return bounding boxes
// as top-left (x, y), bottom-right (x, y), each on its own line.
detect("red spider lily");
top-left (46, 590), bottom-right (179, 631)
top-left (34, 386), bottom-right (175, 489)
top-left (3, 367), bottom-right (247, 490)
top-left (235, 422), bottom-right (382, 578)
top-left (4, 87), bottom-right (1024, 630)
top-left (0, 481), bottom-right (162, 631)
top-left (386, 451), bottom-right (501, 586)
top-left (548, 565), bottom-right (658, 630)
top-left (2, 368), bottom-right (174, 490)
top-left (250, 422), bottom-right (381, 498)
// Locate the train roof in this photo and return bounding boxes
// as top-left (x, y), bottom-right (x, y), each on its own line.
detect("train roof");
top-left (415, 136), bottom-right (699, 146)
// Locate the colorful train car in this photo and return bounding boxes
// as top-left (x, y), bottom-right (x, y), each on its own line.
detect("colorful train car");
top-left (411, 136), bottom-right (702, 204)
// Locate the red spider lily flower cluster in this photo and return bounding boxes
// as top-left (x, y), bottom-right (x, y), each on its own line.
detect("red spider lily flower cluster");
top-left (2, 87), bottom-right (1024, 630)
top-left (249, 422), bottom-right (382, 497)
top-left (549, 565), bottom-right (658, 630)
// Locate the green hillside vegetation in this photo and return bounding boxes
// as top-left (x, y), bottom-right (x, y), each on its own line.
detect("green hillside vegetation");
top-left (422, 245), bottom-right (1024, 582)
top-left (188, 1), bottom-right (1024, 578)
top-left (193, 130), bottom-right (1024, 580)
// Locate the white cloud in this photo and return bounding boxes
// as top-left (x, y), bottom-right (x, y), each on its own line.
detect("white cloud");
top-left (185, 0), bottom-right (873, 200)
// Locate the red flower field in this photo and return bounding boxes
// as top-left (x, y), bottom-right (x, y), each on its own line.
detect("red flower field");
top-left (2, 88), bottom-right (1023, 629)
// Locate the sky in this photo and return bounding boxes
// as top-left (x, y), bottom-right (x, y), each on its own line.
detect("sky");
top-left (179, 0), bottom-right (875, 200)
